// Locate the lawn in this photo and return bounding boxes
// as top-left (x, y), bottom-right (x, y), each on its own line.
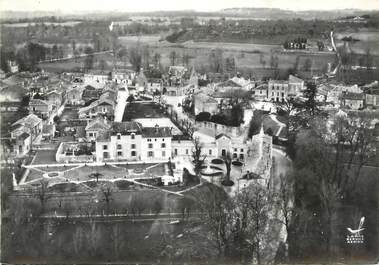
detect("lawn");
top-left (32, 149), bottom-right (59, 165)
top-left (118, 35), bottom-right (336, 75)
top-left (24, 168), bottom-right (44, 182)
top-left (122, 102), bottom-right (165, 121)
top-left (34, 166), bottom-right (77, 172)
top-left (114, 163), bottom-right (159, 170)
top-left (37, 52), bottom-right (117, 73)
top-left (60, 107), bottom-right (79, 121)
top-left (63, 165), bottom-right (127, 181)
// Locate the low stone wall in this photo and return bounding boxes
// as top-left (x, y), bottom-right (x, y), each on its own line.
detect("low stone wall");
top-left (195, 120), bottom-right (244, 137)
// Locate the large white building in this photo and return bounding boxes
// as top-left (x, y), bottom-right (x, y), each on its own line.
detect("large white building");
top-left (95, 122), bottom-right (172, 162)
top-left (268, 75), bottom-right (304, 102)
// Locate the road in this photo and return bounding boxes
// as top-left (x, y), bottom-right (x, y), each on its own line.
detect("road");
top-left (38, 50), bottom-right (112, 64)
top-left (1, 212), bottom-right (202, 223)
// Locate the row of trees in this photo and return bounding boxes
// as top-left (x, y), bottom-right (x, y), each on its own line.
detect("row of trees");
top-left (208, 48), bottom-right (237, 74)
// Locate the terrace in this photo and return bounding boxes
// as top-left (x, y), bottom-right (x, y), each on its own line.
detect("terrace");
top-left (20, 162), bottom-right (169, 190)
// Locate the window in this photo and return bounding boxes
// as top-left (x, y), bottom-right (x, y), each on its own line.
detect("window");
top-left (240, 148), bottom-right (244, 152)
top-left (162, 138), bottom-right (165, 141)
top-left (117, 134), bottom-right (121, 140)
top-left (161, 143), bottom-right (166, 148)
top-left (209, 149), bottom-right (212, 155)
top-left (148, 143), bottom-right (153, 149)
top-left (234, 148), bottom-right (237, 152)
top-left (233, 153), bottom-right (238, 159)
top-left (89, 132), bottom-right (93, 137)
top-left (147, 138), bottom-right (152, 142)
top-left (239, 154), bottom-right (244, 160)
top-left (155, 139), bottom-right (157, 141)
top-left (117, 151), bottom-right (123, 156)
top-left (222, 149), bottom-right (226, 157)
top-left (162, 151), bottom-right (166, 157)
top-left (185, 149), bottom-right (188, 155)
top-left (131, 134), bottom-right (135, 139)
top-left (131, 144), bottom-right (136, 149)
top-left (148, 151), bottom-right (154, 157)
top-left (103, 145), bottom-right (108, 150)
top-left (174, 149), bottom-right (178, 155)
top-left (117, 144), bottom-right (122, 150)
top-left (103, 152), bottom-right (109, 158)
top-left (131, 151), bottom-right (136, 156)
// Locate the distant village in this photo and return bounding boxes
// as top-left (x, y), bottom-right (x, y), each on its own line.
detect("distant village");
top-left (1, 60), bottom-right (378, 193)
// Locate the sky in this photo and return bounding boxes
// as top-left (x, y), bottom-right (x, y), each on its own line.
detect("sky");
top-left (1, 0), bottom-right (379, 12)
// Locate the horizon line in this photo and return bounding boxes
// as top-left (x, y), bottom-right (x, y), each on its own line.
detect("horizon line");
top-left (1, 7), bottom-right (379, 13)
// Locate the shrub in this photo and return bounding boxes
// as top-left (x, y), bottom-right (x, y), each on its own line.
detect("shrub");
top-left (195, 112), bottom-right (211, 122)
top-left (210, 165), bottom-right (223, 171)
top-left (201, 171), bottom-right (223, 177)
top-left (221, 179), bottom-right (234, 186)
top-left (210, 114), bottom-right (227, 125)
top-left (232, 161), bottom-right (243, 166)
top-left (211, 158), bottom-right (223, 164)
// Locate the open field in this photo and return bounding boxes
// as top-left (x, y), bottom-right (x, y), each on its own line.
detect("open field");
top-left (118, 35), bottom-right (337, 74)
top-left (38, 30), bottom-right (379, 77)
top-left (37, 52), bottom-right (118, 73)
top-left (335, 30), bottom-right (379, 55)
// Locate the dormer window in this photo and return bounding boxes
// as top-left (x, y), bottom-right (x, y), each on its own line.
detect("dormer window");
top-left (131, 133), bottom-right (135, 140)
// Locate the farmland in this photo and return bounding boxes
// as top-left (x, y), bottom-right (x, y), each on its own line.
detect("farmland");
top-left (118, 35), bottom-right (336, 74)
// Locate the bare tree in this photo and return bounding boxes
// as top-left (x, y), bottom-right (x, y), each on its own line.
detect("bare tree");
top-left (197, 184), bottom-right (234, 255)
top-left (169, 50), bottom-right (177, 66)
top-left (108, 223), bottom-right (123, 259)
top-left (294, 113), bottom-right (376, 257)
top-left (153, 198), bottom-right (163, 215)
top-left (234, 183), bottom-right (273, 264)
top-left (129, 44), bottom-right (142, 71)
top-left (130, 194), bottom-right (147, 217)
top-left (275, 173), bottom-right (295, 244)
top-left (153, 52), bottom-right (161, 69)
top-left (191, 137), bottom-right (207, 181)
top-left (73, 225), bottom-right (84, 255)
top-left (86, 218), bottom-right (101, 256)
top-left (221, 151), bottom-right (234, 186)
top-left (100, 183), bottom-right (113, 215)
top-left (34, 179), bottom-right (52, 213)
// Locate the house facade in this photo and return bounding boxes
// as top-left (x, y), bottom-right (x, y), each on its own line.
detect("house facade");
top-left (29, 99), bottom-right (53, 120)
top-left (46, 90), bottom-right (63, 108)
top-left (95, 122), bottom-right (172, 162)
top-left (66, 86), bottom-right (84, 105)
top-left (268, 80), bottom-right (289, 102)
top-left (11, 114), bottom-right (43, 141)
top-left (78, 98), bottom-right (115, 119)
top-left (252, 84), bottom-right (268, 101)
top-left (341, 92), bottom-right (365, 110)
top-left (365, 92), bottom-right (379, 108)
top-left (268, 75), bottom-right (304, 102)
top-left (193, 93), bottom-right (219, 115)
top-left (85, 117), bottom-right (111, 141)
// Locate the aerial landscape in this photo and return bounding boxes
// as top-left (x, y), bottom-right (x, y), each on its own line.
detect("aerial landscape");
top-left (0, 0), bottom-right (378, 263)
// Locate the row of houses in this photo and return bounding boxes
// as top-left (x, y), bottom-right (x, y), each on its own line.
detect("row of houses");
top-left (317, 81), bottom-right (379, 110)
